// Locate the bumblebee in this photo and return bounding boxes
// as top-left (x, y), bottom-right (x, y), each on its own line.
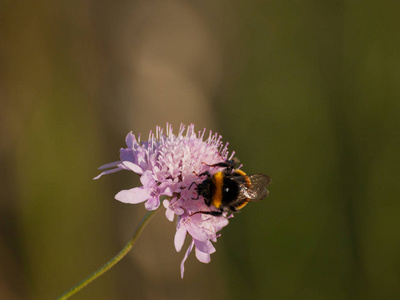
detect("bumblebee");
top-left (191, 158), bottom-right (271, 216)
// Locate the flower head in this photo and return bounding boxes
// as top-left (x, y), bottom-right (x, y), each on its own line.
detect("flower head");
top-left (95, 123), bottom-right (236, 277)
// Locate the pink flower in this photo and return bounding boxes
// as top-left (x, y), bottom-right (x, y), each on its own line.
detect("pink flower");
top-left (95, 124), bottom-right (235, 277)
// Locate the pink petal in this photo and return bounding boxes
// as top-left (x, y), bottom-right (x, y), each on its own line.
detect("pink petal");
top-left (98, 161), bottom-right (120, 170)
top-left (121, 161), bottom-right (143, 174)
top-left (144, 197), bottom-right (160, 210)
top-left (125, 131), bottom-right (135, 148)
top-left (120, 149), bottom-right (135, 163)
top-left (174, 225), bottom-right (187, 252)
top-left (163, 200), bottom-right (175, 221)
top-left (174, 207), bottom-right (184, 215)
top-left (212, 217), bottom-right (230, 229)
top-left (163, 186), bottom-right (173, 197)
top-left (163, 199), bottom-right (170, 209)
top-left (115, 187), bottom-right (151, 204)
top-left (93, 167), bottom-right (122, 180)
top-left (181, 240), bottom-right (194, 278)
top-left (195, 247), bottom-right (211, 263)
top-left (165, 209), bottom-right (175, 222)
top-left (140, 171), bottom-right (154, 186)
top-left (194, 239), bottom-right (215, 254)
top-left (187, 222), bottom-right (209, 242)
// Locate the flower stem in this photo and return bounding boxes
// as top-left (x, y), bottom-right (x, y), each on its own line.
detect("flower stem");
top-left (56, 209), bottom-right (159, 300)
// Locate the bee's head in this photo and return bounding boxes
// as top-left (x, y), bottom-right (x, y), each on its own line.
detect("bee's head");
top-left (196, 178), bottom-right (212, 206)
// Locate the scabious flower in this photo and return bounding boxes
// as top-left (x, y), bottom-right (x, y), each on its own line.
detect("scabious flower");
top-left (95, 123), bottom-right (235, 278)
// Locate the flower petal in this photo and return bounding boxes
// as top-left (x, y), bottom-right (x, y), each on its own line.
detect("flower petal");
top-left (165, 209), bottom-right (175, 222)
top-left (166, 210), bottom-right (175, 221)
top-left (174, 207), bottom-right (184, 216)
top-left (98, 161), bottom-right (120, 170)
top-left (144, 197), bottom-right (160, 210)
top-left (140, 171), bottom-right (154, 187)
top-left (120, 149), bottom-right (134, 163)
top-left (181, 240), bottom-right (194, 278)
top-left (195, 247), bottom-right (211, 264)
top-left (121, 161), bottom-right (143, 174)
top-left (187, 222), bottom-right (209, 242)
top-left (115, 187), bottom-right (151, 204)
top-left (174, 225), bottom-right (187, 252)
top-left (163, 199), bottom-right (170, 208)
top-left (93, 167), bottom-right (122, 180)
top-left (194, 239), bottom-right (216, 254)
top-left (125, 131), bottom-right (135, 148)
top-left (163, 186), bottom-right (173, 197)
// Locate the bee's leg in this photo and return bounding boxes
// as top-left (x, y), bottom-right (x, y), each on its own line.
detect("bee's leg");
top-left (229, 206), bottom-right (239, 212)
top-left (188, 181), bottom-right (198, 190)
top-left (194, 170), bottom-right (211, 177)
top-left (202, 161), bottom-right (231, 168)
top-left (190, 210), bottom-right (223, 217)
top-left (202, 158), bottom-right (237, 172)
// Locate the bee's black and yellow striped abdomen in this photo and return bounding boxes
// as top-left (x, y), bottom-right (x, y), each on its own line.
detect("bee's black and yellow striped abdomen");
top-left (210, 169), bottom-right (252, 210)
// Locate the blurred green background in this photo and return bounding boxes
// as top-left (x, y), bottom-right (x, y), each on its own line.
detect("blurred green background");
top-left (1, 0), bottom-right (399, 299)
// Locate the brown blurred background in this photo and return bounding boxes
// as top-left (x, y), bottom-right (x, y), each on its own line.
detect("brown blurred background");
top-left (1, 0), bottom-right (400, 299)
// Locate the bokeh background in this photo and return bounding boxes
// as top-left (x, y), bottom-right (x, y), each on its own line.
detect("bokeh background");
top-left (1, 0), bottom-right (400, 299)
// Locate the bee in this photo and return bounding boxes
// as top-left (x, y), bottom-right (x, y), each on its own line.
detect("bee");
top-left (190, 158), bottom-right (271, 216)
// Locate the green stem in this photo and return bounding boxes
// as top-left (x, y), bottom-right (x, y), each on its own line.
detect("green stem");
top-left (56, 209), bottom-right (159, 300)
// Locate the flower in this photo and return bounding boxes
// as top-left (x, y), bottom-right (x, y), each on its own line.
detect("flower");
top-left (95, 123), bottom-right (235, 277)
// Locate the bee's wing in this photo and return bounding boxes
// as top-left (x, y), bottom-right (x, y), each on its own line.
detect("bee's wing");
top-left (241, 174), bottom-right (271, 201)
